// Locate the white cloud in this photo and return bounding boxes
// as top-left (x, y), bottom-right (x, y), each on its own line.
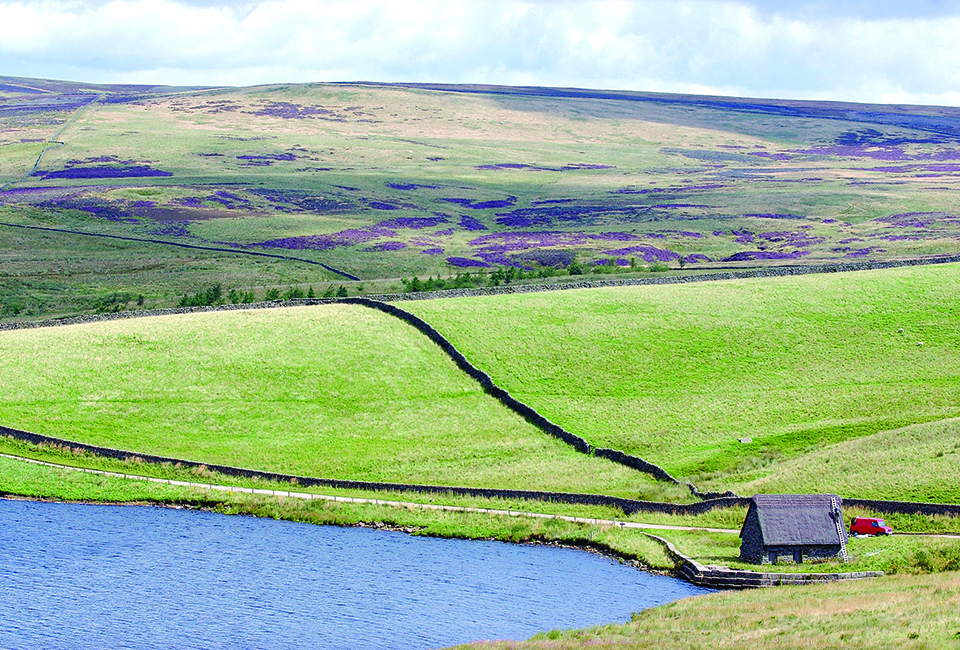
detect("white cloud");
top-left (0, 0), bottom-right (959, 106)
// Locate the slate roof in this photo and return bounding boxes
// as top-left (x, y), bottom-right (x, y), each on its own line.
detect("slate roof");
top-left (743, 494), bottom-right (844, 546)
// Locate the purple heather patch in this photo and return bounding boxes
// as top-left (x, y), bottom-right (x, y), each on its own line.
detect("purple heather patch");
top-left (467, 231), bottom-right (641, 256)
top-left (759, 231), bottom-right (825, 247)
top-left (652, 203), bottom-right (710, 209)
top-left (446, 256), bottom-right (490, 268)
top-left (364, 241), bottom-right (407, 252)
top-left (132, 200), bottom-right (156, 208)
top-left (252, 226), bottom-right (397, 251)
top-left (732, 229), bottom-right (755, 244)
top-left (838, 238), bottom-right (863, 244)
top-left (458, 215), bottom-right (488, 231)
top-left (723, 250), bottom-right (810, 261)
top-left (432, 228), bottom-right (455, 236)
top-left (748, 151), bottom-right (794, 161)
top-left (477, 251), bottom-right (516, 266)
top-left (744, 213), bottom-right (805, 220)
top-left (175, 197), bottom-right (204, 208)
top-left (855, 163), bottom-right (960, 173)
top-left (386, 182), bottom-right (439, 190)
top-left (376, 216), bottom-right (448, 229)
top-left (602, 245), bottom-right (678, 262)
top-left (713, 230), bottom-right (725, 236)
top-left (822, 219), bottom-right (837, 223)
top-left (846, 247), bottom-right (883, 258)
top-left (67, 204), bottom-right (139, 225)
top-left (368, 201), bottom-right (400, 210)
top-left (685, 254), bottom-right (712, 263)
top-left (146, 222), bottom-right (192, 238)
top-left (237, 153), bottom-right (298, 162)
top-left (440, 196), bottom-right (517, 210)
top-left (39, 165), bottom-right (172, 180)
top-left (790, 145), bottom-right (910, 161)
top-left (66, 156), bottom-right (123, 165)
top-left (475, 163), bottom-right (613, 172)
top-left (531, 198), bottom-right (575, 206)
top-left (420, 247), bottom-right (444, 255)
top-left (874, 212), bottom-right (948, 228)
top-left (244, 101), bottom-right (361, 121)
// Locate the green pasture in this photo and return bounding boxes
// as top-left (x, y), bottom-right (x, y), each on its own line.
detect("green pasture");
top-left (0, 303), bottom-right (688, 500)
top-left (739, 418), bottom-right (960, 503)
top-left (404, 263), bottom-right (960, 494)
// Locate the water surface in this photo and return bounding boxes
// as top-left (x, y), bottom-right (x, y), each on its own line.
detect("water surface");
top-left (0, 500), bottom-right (711, 649)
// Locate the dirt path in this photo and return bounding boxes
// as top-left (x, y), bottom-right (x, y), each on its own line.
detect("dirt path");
top-left (5, 452), bottom-right (959, 541)
top-left (0, 453), bottom-right (738, 534)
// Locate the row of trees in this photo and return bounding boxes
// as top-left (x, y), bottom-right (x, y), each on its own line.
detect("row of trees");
top-left (401, 257), bottom-right (675, 293)
top-left (177, 284), bottom-right (349, 307)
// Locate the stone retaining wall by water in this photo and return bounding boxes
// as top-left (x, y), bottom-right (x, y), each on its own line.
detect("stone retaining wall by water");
top-left (645, 533), bottom-right (884, 589)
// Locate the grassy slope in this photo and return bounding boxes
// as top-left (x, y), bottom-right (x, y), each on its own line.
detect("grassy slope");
top-left (404, 263), bottom-right (960, 493)
top-left (0, 303), bottom-right (688, 500)
top-left (738, 418), bottom-right (960, 503)
top-left (0, 205), bottom-right (345, 318)
top-left (459, 570), bottom-right (960, 650)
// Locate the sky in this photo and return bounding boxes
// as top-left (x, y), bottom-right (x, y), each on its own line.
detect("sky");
top-left (2, 0), bottom-right (959, 106)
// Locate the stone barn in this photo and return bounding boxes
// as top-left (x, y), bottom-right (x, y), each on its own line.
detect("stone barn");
top-left (739, 494), bottom-right (847, 564)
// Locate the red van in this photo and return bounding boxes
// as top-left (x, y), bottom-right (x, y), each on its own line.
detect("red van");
top-left (850, 517), bottom-right (893, 536)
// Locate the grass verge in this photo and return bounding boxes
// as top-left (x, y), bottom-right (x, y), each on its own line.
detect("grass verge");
top-left (458, 570), bottom-right (960, 649)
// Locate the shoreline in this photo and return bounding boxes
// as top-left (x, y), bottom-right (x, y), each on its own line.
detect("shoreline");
top-left (0, 492), bottom-right (670, 578)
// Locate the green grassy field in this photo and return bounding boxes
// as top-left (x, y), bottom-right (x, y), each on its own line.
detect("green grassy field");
top-left (0, 303), bottom-right (688, 500)
top-left (404, 262), bottom-right (960, 494)
top-left (740, 418), bottom-right (960, 504)
top-left (2, 262), bottom-right (957, 504)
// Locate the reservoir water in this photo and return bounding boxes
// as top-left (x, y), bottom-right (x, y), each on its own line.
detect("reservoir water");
top-left (0, 499), bottom-right (711, 649)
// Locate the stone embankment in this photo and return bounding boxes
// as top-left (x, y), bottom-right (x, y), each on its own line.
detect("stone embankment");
top-left (645, 533), bottom-right (884, 589)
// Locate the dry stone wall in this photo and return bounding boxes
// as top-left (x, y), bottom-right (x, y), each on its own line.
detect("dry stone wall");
top-left (0, 424), bottom-right (745, 515)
